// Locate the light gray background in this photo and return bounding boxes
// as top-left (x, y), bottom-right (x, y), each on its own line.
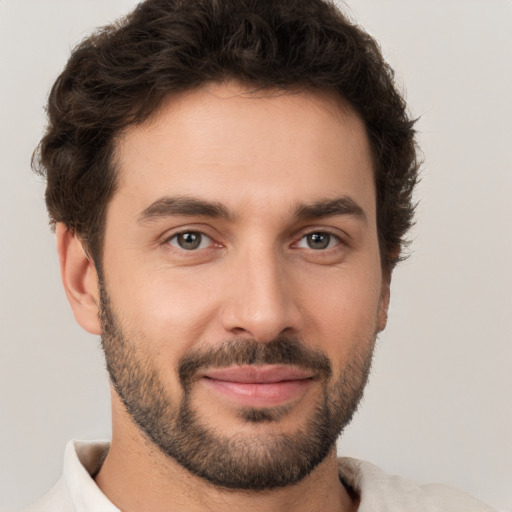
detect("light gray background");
top-left (1, 1), bottom-right (511, 511)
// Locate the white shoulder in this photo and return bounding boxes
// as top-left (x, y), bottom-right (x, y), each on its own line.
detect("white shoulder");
top-left (338, 457), bottom-right (497, 512)
top-left (22, 477), bottom-right (74, 512)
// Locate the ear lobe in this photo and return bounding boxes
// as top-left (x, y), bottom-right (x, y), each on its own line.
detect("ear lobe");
top-left (56, 223), bottom-right (102, 335)
top-left (377, 278), bottom-right (391, 333)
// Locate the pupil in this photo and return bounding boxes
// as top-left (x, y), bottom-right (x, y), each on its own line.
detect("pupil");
top-left (308, 233), bottom-right (329, 250)
top-left (179, 232), bottom-right (201, 250)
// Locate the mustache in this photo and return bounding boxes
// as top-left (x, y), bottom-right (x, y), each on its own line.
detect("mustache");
top-left (178, 336), bottom-right (332, 388)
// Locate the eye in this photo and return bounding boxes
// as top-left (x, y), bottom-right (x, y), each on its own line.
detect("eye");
top-left (167, 231), bottom-right (212, 251)
top-left (296, 232), bottom-right (340, 250)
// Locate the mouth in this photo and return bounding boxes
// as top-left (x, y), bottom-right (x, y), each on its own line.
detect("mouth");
top-left (198, 365), bottom-right (315, 407)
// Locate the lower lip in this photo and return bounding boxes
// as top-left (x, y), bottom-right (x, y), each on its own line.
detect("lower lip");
top-left (201, 378), bottom-right (313, 407)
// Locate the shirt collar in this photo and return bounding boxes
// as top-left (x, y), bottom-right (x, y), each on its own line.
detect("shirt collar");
top-left (63, 440), bottom-right (119, 512)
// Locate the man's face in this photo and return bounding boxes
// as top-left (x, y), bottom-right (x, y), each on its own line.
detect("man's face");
top-left (99, 81), bottom-right (389, 489)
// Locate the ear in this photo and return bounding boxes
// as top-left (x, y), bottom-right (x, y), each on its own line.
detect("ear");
top-left (56, 223), bottom-right (102, 335)
top-left (377, 274), bottom-right (392, 333)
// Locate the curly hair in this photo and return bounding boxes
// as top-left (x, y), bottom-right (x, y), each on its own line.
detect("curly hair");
top-left (33, 0), bottom-right (419, 274)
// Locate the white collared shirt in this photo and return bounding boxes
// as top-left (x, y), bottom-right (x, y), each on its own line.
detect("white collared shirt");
top-left (24, 440), bottom-right (496, 511)
top-left (24, 441), bottom-right (118, 512)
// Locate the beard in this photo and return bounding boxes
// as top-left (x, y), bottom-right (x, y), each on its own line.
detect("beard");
top-left (99, 283), bottom-right (376, 491)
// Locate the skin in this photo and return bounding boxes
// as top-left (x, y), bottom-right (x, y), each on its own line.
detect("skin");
top-left (57, 81), bottom-right (390, 512)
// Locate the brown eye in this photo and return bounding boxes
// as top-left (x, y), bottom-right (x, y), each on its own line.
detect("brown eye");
top-left (169, 231), bottom-right (209, 250)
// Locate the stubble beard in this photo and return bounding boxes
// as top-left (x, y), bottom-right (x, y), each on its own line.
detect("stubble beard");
top-left (99, 284), bottom-right (377, 490)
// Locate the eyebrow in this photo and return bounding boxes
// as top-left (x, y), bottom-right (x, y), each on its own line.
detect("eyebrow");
top-left (294, 197), bottom-right (366, 222)
top-left (138, 196), bottom-right (233, 223)
top-left (137, 195), bottom-right (366, 224)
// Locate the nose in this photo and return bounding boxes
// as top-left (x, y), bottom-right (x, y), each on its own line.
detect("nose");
top-left (220, 245), bottom-right (303, 342)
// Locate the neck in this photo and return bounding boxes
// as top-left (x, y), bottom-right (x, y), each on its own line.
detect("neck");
top-left (95, 398), bottom-right (357, 512)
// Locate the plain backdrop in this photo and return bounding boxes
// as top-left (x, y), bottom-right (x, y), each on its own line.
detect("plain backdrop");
top-left (1, 1), bottom-right (511, 511)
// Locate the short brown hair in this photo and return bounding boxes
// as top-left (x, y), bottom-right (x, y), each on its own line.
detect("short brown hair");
top-left (33, 0), bottom-right (419, 274)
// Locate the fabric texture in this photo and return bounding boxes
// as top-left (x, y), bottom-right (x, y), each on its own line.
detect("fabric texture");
top-left (24, 440), bottom-right (496, 512)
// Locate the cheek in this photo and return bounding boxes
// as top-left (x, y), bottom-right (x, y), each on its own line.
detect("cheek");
top-left (308, 280), bottom-right (381, 333)
top-left (109, 264), bottom-right (222, 359)
top-left (299, 264), bottom-right (383, 360)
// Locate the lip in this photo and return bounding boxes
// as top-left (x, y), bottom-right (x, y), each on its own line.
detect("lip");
top-left (199, 365), bottom-right (315, 407)
top-left (201, 365), bottom-right (314, 383)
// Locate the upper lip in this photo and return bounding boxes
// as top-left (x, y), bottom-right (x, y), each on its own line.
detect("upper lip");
top-left (200, 365), bottom-right (314, 384)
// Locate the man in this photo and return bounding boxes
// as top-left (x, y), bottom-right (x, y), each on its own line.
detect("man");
top-left (25, 0), bottom-right (496, 510)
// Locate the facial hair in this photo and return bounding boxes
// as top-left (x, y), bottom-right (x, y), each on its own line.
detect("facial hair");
top-left (99, 283), bottom-right (376, 490)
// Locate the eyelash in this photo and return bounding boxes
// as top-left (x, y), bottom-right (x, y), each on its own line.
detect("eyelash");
top-left (164, 229), bottom-right (345, 253)
top-left (294, 231), bottom-right (342, 251)
top-left (166, 231), bottom-right (218, 251)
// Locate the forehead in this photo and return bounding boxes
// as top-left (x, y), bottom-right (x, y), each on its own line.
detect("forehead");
top-left (112, 81), bottom-right (375, 219)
